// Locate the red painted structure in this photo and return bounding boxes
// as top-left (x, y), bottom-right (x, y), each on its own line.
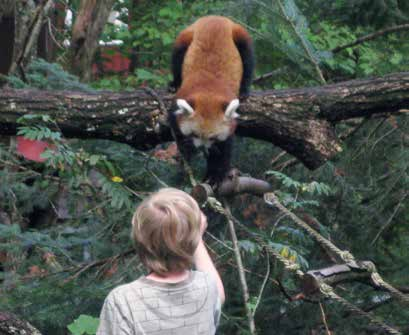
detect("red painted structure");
top-left (17, 137), bottom-right (54, 162)
top-left (93, 46), bottom-right (130, 75)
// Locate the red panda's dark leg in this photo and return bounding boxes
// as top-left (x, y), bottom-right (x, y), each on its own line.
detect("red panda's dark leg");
top-left (168, 107), bottom-right (196, 162)
top-left (205, 137), bottom-right (233, 184)
top-left (233, 25), bottom-right (254, 98)
top-left (170, 29), bottom-right (193, 91)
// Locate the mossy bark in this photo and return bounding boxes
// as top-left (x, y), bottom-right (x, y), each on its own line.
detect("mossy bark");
top-left (0, 72), bottom-right (408, 169)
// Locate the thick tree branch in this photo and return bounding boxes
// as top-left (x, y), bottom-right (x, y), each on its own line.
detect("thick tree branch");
top-left (0, 72), bottom-right (408, 169)
top-left (0, 311), bottom-right (42, 335)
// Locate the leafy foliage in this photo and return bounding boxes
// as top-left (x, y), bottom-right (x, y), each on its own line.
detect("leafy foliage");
top-left (5, 59), bottom-right (94, 92)
top-left (300, 0), bottom-right (409, 28)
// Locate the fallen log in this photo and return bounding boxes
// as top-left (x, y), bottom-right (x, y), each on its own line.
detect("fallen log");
top-left (0, 72), bottom-right (408, 169)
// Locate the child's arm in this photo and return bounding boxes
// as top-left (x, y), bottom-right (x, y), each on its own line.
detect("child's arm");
top-left (193, 239), bottom-right (226, 304)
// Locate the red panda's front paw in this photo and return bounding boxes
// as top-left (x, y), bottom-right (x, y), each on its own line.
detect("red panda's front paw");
top-left (204, 175), bottom-right (223, 188)
top-left (168, 81), bottom-right (177, 93)
top-left (239, 93), bottom-right (250, 101)
top-left (204, 173), bottom-right (229, 191)
top-left (205, 168), bottom-right (241, 190)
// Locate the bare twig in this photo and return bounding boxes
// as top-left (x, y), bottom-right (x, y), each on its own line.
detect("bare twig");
top-left (270, 150), bottom-right (287, 167)
top-left (223, 202), bottom-right (256, 334)
top-left (143, 151), bottom-right (169, 188)
top-left (276, 158), bottom-right (298, 171)
top-left (63, 248), bottom-right (134, 283)
top-left (319, 302), bottom-right (332, 335)
top-left (47, 18), bottom-right (65, 51)
top-left (123, 185), bottom-right (146, 200)
top-left (339, 117), bottom-right (369, 141)
top-left (371, 191), bottom-right (409, 245)
top-left (205, 231), bottom-right (234, 251)
top-left (0, 158), bottom-right (60, 182)
top-left (332, 24), bottom-right (409, 53)
top-left (342, 296), bottom-right (392, 319)
top-left (253, 67), bottom-right (288, 84)
top-left (252, 249), bottom-right (270, 317)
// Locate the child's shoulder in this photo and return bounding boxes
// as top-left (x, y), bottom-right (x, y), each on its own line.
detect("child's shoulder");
top-left (104, 276), bottom-right (150, 303)
top-left (105, 271), bottom-right (217, 302)
top-left (191, 270), bottom-right (217, 286)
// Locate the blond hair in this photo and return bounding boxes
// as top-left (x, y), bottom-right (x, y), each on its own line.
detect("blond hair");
top-left (131, 188), bottom-right (202, 276)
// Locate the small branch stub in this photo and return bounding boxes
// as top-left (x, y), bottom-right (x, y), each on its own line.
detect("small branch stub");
top-left (191, 169), bottom-right (273, 205)
top-left (301, 261), bottom-right (376, 296)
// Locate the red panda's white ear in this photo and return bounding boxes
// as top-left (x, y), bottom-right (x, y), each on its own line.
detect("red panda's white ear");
top-left (175, 99), bottom-right (194, 116)
top-left (225, 99), bottom-right (240, 119)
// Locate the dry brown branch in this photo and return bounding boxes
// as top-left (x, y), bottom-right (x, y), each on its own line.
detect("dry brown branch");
top-left (253, 67), bottom-right (288, 84)
top-left (252, 249), bottom-right (270, 318)
top-left (319, 302), bottom-right (332, 335)
top-left (371, 191), bottom-right (409, 245)
top-left (223, 202), bottom-right (256, 334)
top-left (63, 248), bottom-right (134, 283)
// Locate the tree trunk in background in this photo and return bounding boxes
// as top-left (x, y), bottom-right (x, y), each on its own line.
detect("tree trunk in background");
top-left (0, 0), bottom-right (15, 75)
top-left (0, 72), bottom-right (408, 169)
top-left (0, 1), bottom-right (57, 76)
top-left (1, 0), bottom-right (54, 77)
top-left (37, 1), bottom-right (66, 62)
top-left (128, 0), bottom-right (140, 74)
top-left (12, 0), bottom-right (37, 72)
top-left (70, 0), bottom-right (116, 82)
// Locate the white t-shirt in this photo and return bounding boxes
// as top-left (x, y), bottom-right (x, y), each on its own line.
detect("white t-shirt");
top-left (97, 271), bottom-right (221, 335)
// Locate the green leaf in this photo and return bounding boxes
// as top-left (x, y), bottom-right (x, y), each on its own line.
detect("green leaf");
top-left (239, 240), bottom-right (259, 254)
top-left (89, 155), bottom-right (100, 166)
top-left (67, 315), bottom-right (99, 335)
top-left (158, 7), bottom-right (171, 17)
top-left (390, 53), bottom-right (403, 65)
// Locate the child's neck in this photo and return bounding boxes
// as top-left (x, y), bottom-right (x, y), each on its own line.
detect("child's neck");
top-left (146, 269), bottom-right (190, 283)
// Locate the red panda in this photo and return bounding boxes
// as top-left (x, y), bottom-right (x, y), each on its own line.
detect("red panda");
top-left (169, 16), bottom-right (254, 184)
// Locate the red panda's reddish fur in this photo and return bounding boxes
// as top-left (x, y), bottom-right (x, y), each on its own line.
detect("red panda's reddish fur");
top-left (170, 16), bottom-right (254, 183)
top-left (174, 16), bottom-right (251, 132)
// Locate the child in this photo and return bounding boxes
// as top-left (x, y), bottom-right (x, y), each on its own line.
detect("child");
top-left (97, 188), bottom-right (225, 335)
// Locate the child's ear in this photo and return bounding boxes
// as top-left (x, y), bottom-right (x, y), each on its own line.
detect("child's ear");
top-left (199, 212), bottom-right (208, 236)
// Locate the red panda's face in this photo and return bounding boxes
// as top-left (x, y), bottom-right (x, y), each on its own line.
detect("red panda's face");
top-left (175, 98), bottom-right (239, 148)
